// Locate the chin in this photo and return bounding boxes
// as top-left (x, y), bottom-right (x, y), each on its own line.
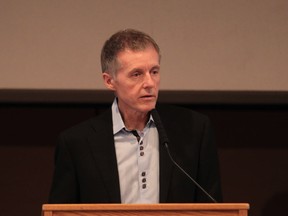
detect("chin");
top-left (138, 104), bottom-right (156, 113)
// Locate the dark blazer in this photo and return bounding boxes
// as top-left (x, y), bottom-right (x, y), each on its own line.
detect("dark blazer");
top-left (49, 104), bottom-right (222, 203)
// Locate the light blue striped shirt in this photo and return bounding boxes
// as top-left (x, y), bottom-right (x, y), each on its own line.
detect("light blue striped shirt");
top-left (112, 98), bottom-right (159, 203)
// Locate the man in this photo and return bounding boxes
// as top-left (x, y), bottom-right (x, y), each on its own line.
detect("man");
top-left (49, 29), bottom-right (222, 204)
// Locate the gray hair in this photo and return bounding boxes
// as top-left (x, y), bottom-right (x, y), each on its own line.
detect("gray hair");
top-left (101, 29), bottom-right (160, 75)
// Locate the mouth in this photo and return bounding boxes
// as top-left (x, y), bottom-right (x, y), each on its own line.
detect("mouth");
top-left (140, 95), bottom-right (156, 99)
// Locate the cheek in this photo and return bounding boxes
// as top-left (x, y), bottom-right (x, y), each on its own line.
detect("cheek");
top-left (117, 84), bottom-right (137, 97)
top-left (155, 78), bottom-right (160, 88)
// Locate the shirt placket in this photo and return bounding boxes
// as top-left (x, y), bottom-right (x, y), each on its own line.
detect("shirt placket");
top-left (133, 130), bottom-right (149, 195)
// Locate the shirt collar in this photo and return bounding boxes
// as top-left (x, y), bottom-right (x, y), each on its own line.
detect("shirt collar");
top-left (112, 98), bottom-right (126, 135)
top-left (111, 98), bottom-right (155, 135)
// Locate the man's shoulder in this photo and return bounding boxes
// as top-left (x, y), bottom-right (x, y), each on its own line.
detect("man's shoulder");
top-left (59, 108), bottom-right (112, 138)
top-left (156, 104), bottom-right (208, 122)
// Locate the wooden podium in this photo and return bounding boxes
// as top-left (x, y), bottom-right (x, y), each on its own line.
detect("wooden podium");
top-left (42, 203), bottom-right (249, 216)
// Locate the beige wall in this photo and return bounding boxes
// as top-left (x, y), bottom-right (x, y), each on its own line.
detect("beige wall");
top-left (1, 0), bottom-right (287, 91)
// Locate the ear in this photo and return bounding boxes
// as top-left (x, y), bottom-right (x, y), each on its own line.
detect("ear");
top-left (102, 72), bottom-right (116, 91)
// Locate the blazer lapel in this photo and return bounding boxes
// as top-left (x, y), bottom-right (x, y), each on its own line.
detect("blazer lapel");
top-left (159, 141), bottom-right (174, 202)
top-left (158, 108), bottom-right (174, 203)
top-left (88, 110), bottom-right (121, 203)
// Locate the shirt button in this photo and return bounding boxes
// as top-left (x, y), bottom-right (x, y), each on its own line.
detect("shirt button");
top-left (140, 152), bottom-right (144, 156)
top-left (140, 146), bottom-right (144, 150)
top-left (142, 178), bottom-right (146, 183)
top-left (141, 172), bottom-right (146, 176)
top-left (140, 141), bottom-right (143, 145)
top-left (142, 184), bottom-right (146, 189)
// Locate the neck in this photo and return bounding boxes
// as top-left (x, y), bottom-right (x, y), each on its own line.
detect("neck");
top-left (120, 110), bottom-right (149, 131)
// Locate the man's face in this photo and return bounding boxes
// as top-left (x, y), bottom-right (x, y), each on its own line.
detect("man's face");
top-left (103, 46), bottom-right (160, 115)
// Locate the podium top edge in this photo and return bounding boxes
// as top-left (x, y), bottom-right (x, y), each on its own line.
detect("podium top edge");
top-left (42, 203), bottom-right (250, 211)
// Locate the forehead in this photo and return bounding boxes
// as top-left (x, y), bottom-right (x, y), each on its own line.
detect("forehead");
top-left (116, 46), bottom-right (160, 68)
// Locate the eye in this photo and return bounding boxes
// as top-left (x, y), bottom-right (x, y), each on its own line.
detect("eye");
top-left (132, 71), bottom-right (141, 77)
top-left (151, 69), bottom-right (159, 75)
top-left (130, 70), bottom-right (143, 79)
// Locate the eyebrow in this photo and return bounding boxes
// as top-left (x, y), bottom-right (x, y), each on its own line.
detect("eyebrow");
top-left (129, 64), bottom-right (160, 73)
top-left (151, 65), bottom-right (160, 70)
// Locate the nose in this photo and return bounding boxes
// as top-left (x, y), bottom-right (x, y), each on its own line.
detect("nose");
top-left (143, 73), bottom-right (155, 88)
